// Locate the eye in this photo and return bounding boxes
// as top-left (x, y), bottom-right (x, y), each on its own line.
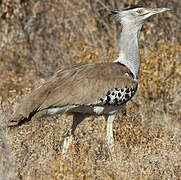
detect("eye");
top-left (137, 9), bottom-right (143, 14)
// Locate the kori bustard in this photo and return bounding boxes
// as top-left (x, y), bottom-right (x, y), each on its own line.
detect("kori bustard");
top-left (9, 7), bottom-right (169, 153)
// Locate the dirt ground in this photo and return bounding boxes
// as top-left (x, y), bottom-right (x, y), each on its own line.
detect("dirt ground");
top-left (0, 0), bottom-right (181, 179)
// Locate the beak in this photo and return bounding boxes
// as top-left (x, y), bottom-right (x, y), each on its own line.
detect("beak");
top-left (143, 8), bottom-right (170, 20)
top-left (151, 8), bottom-right (170, 14)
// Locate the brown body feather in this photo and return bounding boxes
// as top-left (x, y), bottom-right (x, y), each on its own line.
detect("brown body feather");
top-left (9, 62), bottom-right (137, 126)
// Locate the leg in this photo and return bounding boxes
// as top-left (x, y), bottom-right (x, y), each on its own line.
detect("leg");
top-left (62, 113), bottom-right (87, 154)
top-left (62, 133), bottom-right (73, 154)
top-left (104, 113), bottom-right (117, 154)
top-left (120, 104), bottom-right (127, 116)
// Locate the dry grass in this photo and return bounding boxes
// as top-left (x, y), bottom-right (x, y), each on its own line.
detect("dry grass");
top-left (0, 111), bottom-right (16, 179)
top-left (0, 0), bottom-right (181, 179)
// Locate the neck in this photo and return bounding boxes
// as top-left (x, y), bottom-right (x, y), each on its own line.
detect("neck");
top-left (114, 24), bottom-right (142, 80)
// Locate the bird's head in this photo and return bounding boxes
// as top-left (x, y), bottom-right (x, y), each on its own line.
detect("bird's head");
top-left (111, 7), bottom-right (170, 27)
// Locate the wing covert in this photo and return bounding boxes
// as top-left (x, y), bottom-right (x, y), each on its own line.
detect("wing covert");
top-left (39, 62), bottom-right (138, 110)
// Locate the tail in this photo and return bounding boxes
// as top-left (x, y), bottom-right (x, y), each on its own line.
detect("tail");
top-left (8, 83), bottom-right (51, 127)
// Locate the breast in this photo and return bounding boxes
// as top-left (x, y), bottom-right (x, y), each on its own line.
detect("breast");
top-left (91, 85), bottom-right (138, 107)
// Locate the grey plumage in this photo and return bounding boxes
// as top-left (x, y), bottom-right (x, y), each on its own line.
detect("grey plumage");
top-left (9, 7), bottom-right (170, 154)
top-left (113, 7), bottom-right (170, 79)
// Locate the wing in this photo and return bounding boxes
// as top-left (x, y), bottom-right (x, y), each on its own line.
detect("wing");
top-left (9, 62), bottom-right (138, 126)
top-left (39, 62), bottom-right (138, 110)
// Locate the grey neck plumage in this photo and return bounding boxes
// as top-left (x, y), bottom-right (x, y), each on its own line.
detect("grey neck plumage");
top-left (114, 23), bottom-right (143, 80)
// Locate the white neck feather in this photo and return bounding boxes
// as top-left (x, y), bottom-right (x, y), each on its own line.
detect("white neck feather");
top-left (114, 24), bottom-right (142, 80)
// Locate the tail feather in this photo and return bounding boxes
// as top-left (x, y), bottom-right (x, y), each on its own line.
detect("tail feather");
top-left (8, 114), bottom-right (25, 127)
top-left (8, 83), bottom-right (51, 127)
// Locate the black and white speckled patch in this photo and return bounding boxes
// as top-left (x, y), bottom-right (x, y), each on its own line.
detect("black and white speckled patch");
top-left (97, 86), bottom-right (137, 106)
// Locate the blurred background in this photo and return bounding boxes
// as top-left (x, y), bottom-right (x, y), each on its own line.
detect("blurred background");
top-left (0, 0), bottom-right (180, 179)
top-left (0, 0), bottom-right (180, 94)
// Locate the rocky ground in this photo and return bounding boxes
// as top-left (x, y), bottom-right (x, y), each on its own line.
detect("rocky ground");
top-left (0, 0), bottom-right (181, 179)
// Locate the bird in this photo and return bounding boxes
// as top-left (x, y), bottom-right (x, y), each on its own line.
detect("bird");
top-left (8, 7), bottom-right (170, 154)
